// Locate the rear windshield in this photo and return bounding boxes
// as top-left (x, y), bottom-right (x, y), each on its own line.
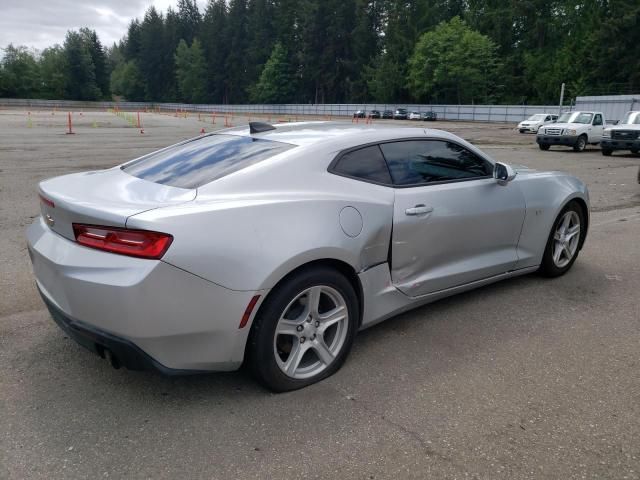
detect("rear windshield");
top-left (122, 134), bottom-right (294, 189)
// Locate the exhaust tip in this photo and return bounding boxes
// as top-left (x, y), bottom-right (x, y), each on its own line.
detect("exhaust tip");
top-left (104, 349), bottom-right (121, 369)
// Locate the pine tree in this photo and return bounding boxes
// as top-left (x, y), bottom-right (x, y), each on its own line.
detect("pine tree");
top-left (177, 0), bottom-right (202, 44)
top-left (80, 29), bottom-right (110, 99)
top-left (250, 42), bottom-right (296, 102)
top-left (175, 39), bottom-right (207, 103)
top-left (63, 31), bottom-right (101, 100)
top-left (201, 0), bottom-right (228, 103)
top-left (224, 0), bottom-right (250, 103)
top-left (138, 7), bottom-right (170, 101)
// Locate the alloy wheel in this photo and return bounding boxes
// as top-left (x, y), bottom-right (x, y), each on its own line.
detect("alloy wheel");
top-left (273, 285), bottom-right (349, 380)
top-left (552, 210), bottom-right (581, 268)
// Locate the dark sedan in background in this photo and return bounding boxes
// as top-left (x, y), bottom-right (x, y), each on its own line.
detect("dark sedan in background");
top-left (393, 108), bottom-right (408, 120)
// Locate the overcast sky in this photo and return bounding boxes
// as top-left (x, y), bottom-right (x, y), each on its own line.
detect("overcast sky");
top-left (0, 0), bottom-right (208, 52)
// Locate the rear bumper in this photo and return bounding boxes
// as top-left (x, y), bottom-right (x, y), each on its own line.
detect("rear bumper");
top-left (601, 138), bottom-right (640, 150)
top-left (27, 217), bottom-right (264, 372)
top-left (536, 135), bottom-right (579, 147)
top-left (39, 286), bottom-right (185, 373)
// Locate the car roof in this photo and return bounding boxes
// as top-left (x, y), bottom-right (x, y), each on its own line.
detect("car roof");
top-left (220, 121), bottom-right (460, 148)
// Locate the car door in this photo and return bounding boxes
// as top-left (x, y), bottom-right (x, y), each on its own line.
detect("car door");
top-left (381, 139), bottom-right (526, 297)
top-left (590, 114), bottom-right (604, 142)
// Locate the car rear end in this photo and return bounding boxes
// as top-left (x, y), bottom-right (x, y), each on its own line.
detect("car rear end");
top-left (26, 134), bottom-right (293, 373)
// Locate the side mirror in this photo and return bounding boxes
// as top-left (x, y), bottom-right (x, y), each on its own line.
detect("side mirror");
top-left (494, 162), bottom-right (516, 185)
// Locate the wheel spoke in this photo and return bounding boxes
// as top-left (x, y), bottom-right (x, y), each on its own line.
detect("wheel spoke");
top-left (276, 319), bottom-right (301, 337)
top-left (565, 224), bottom-right (580, 240)
top-left (553, 243), bottom-right (563, 263)
top-left (563, 243), bottom-right (573, 260)
top-left (284, 342), bottom-right (308, 376)
top-left (312, 338), bottom-right (334, 365)
top-left (560, 213), bottom-right (571, 233)
top-left (306, 286), bottom-right (322, 317)
top-left (318, 305), bottom-right (346, 332)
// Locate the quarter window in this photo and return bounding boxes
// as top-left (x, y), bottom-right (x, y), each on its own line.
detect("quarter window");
top-left (332, 145), bottom-right (392, 184)
top-left (379, 140), bottom-right (493, 186)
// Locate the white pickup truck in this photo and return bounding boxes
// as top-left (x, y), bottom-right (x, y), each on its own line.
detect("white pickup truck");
top-left (601, 111), bottom-right (640, 156)
top-left (536, 111), bottom-right (606, 152)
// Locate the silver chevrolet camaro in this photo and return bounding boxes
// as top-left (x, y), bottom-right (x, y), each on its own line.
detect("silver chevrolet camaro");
top-left (27, 122), bottom-right (589, 391)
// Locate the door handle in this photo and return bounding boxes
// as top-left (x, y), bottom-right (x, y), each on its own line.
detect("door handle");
top-left (405, 205), bottom-right (433, 216)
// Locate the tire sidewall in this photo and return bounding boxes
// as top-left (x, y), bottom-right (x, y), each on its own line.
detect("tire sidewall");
top-left (574, 135), bottom-right (587, 152)
top-left (247, 267), bottom-right (359, 392)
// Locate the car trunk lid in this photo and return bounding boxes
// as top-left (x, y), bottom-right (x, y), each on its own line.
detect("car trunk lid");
top-left (38, 167), bottom-right (196, 241)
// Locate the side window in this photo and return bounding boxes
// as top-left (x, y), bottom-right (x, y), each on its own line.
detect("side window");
top-left (379, 140), bottom-right (493, 186)
top-left (545, 116), bottom-right (551, 121)
top-left (593, 114), bottom-right (603, 126)
top-left (332, 145), bottom-right (392, 184)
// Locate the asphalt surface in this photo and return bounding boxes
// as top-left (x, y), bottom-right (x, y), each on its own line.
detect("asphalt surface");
top-left (1, 109), bottom-right (639, 479)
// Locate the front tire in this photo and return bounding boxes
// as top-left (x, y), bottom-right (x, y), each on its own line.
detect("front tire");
top-left (539, 143), bottom-right (550, 151)
top-left (247, 266), bottom-right (359, 392)
top-left (539, 201), bottom-right (585, 277)
top-left (573, 135), bottom-right (587, 152)
top-left (602, 148), bottom-right (613, 156)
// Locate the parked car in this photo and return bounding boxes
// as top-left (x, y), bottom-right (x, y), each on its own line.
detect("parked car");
top-left (408, 111), bottom-right (421, 120)
top-left (422, 111), bottom-right (438, 121)
top-left (369, 110), bottom-right (381, 119)
top-left (536, 111), bottom-right (607, 152)
top-left (601, 111), bottom-right (640, 156)
top-left (353, 110), bottom-right (366, 118)
top-left (28, 121), bottom-right (590, 392)
top-left (393, 108), bottom-right (408, 120)
top-left (382, 110), bottom-right (394, 119)
top-left (517, 113), bottom-right (558, 133)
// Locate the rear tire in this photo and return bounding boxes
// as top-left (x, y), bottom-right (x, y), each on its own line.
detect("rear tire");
top-left (247, 266), bottom-right (359, 392)
top-left (573, 135), bottom-right (587, 152)
top-left (539, 143), bottom-right (550, 151)
top-left (631, 148), bottom-right (639, 154)
top-left (602, 148), bottom-right (613, 156)
top-left (539, 201), bottom-right (585, 277)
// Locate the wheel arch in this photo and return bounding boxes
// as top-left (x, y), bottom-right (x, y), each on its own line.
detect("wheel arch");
top-left (260, 257), bottom-right (363, 324)
top-left (566, 196), bottom-right (589, 249)
top-left (242, 257), bottom-right (365, 365)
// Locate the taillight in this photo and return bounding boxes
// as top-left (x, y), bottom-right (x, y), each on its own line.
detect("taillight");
top-left (72, 224), bottom-right (173, 259)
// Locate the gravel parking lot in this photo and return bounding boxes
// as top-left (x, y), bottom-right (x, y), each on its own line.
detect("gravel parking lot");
top-left (1, 109), bottom-right (639, 479)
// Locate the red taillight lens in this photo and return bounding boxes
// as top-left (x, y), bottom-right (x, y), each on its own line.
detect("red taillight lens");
top-left (72, 224), bottom-right (173, 259)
